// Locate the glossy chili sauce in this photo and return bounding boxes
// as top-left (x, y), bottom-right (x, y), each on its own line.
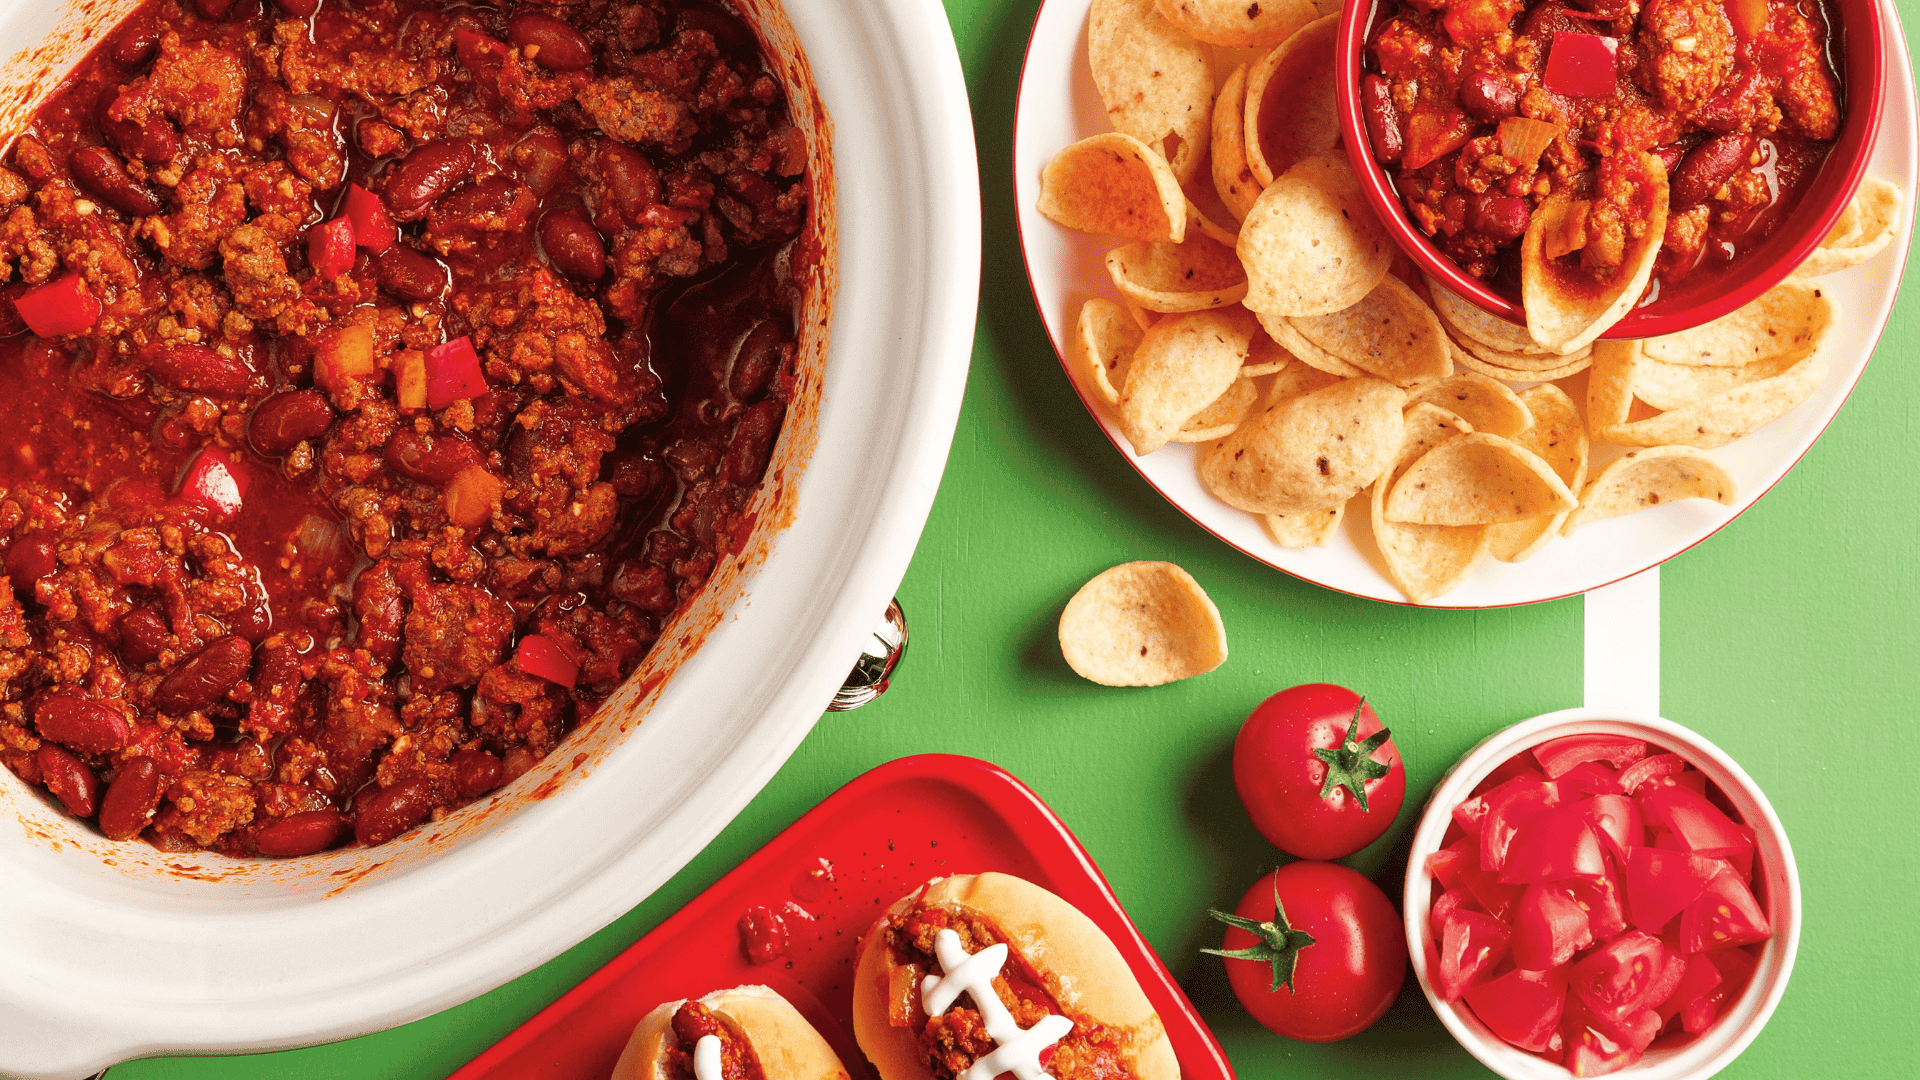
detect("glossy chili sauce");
top-left (0, 0), bottom-right (809, 856)
top-left (1361, 0), bottom-right (1842, 303)
top-left (884, 907), bottom-right (1134, 1080)
top-left (664, 1002), bottom-right (766, 1080)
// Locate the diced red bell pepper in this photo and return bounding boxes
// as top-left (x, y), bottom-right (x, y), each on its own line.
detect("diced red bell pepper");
top-left (177, 446), bottom-right (248, 519)
top-left (1578, 794), bottom-right (1643, 862)
top-left (1544, 31), bottom-right (1619, 98)
top-left (1436, 908), bottom-right (1513, 1002)
top-left (1501, 807), bottom-right (1606, 884)
top-left (343, 183), bottom-right (395, 253)
top-left (307, 217), bottom-right (357, 281)
top-left (1532, 734), bottom-right (1647, 778)
top-left (1512, 884), bottom-right (1593, 971)
top-left (1677, 863), bottom-right (1771, 952)
top-left (1464, 965), bottom-right (1569, 1052)
top-left (1624, 846), bottom-right (1720, 932)
top-left (16, 274), bottom-right (101, 337)
top-left (425, 336), bottom-right (488, 409)
top-left (1480, 776), bottom-right (1561, 873)
top-left (1638, 778), bottom-right (1752, 859)
top-left (1618, 752), bottom-right (1688, 795)
top-left (514, 633), bottom-right (579, 688)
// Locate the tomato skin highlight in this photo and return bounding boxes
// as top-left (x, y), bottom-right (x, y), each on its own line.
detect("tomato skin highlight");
top-left (1233, 684), bottom-right (1406, 860)
top-left (1215, 862), bottom-right (1407, 1042)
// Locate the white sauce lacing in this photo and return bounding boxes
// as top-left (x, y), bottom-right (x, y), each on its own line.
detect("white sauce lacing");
top-left (920, 927), bottom-right (1074, 1080)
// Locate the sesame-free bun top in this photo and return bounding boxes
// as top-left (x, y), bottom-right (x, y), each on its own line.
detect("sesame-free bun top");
top-left (851, 872), bottom-right (1179, 1080)
top-left (610, 984), bottom-right (851, 1080)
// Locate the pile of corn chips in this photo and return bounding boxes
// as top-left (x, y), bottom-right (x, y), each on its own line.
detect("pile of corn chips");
top-left (1037, 0), bottom-right (1906, 603)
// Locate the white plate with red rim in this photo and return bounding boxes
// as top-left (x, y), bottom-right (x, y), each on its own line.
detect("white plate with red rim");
top-left (1012, 0), bottom-right (1916, 607)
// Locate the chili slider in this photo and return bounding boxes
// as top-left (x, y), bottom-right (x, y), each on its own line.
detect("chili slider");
top-left (611, 985), bottom-right (851, 1080)
top-left (852, 872), bottom-right (1178, 1080)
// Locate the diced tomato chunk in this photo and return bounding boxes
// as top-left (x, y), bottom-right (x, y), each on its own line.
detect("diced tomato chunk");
top-left (1448, 835), bottom-right (1526, 919)
top-left (1429, 887), bottom-right (1478, 944)
top-left (1556, 760), bottom-right (1626, 797)
top-left (1480, 776), bottom-right (1560, 872)
top-left (16, 274), bottom-right (101, 337)
top-left (1637, 778), bottom-right (1751, 859)
top-left (1464, 965), bottom-right (1569, 1052)
top-left (1436, 908), bottom-right (1512, 1002)
top-left (1624, 846), bottom-right (1719, 932)
top-left (1532, 734), bottom-right (1647, 778)
top-left (1683, 948), bottom-right (1760, 1032)
top-left (1656, 952), bottom-right (1723, 1024)
top-left (1569, 930), bottom-right (1676, 1023)
top-left (1561, 994), bottom-right (1643, 1077)
top-left (1512, 883), bottom-right (1592, 970)
top-left (1677, 863), bottom-right (1770, 952)
top-left (1500, 807), bottom-right (1606, 884)
top-left (1452, 792), bottom-right (1491, 837)
top-left (1578, 794), bottom-right (1642, 862)
top-left (177, 446), bottom-right (248, 519)
top-left (1618, 752), bottom-right (1688, 794)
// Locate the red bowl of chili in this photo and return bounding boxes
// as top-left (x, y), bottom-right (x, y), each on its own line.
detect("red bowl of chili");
top-left (1336, 0), bottom-right (1886, 340)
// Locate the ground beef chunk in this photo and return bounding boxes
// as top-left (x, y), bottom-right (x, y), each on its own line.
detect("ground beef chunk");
top-left (219, 221), bottom-right (301, 320)
top-left (126, 33), bottom-right (248, 135)
top-left (403, 583), bottom-right (513, 694)
top-left (1638, 0), bottom-right (1737, 117)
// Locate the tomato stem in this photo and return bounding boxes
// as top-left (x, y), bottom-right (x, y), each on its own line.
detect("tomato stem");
top-left (1312, 699), bottom-right (1392, 813)
top-left (1202, 878), bottom-right (1319, 994)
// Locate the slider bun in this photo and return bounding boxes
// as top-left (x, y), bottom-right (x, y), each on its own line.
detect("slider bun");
top-left (610, 984), bottom-right (851, 1080)
top-left (851, 872), bottom-right (1178, 1080)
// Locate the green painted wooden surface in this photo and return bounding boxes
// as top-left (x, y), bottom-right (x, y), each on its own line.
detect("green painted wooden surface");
top-left (111, 1), bottom-right (1919, 1076)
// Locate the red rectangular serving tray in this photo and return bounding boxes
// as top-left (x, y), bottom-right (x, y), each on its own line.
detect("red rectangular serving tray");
top-left (451, 753), bottom-right (1233, 1080)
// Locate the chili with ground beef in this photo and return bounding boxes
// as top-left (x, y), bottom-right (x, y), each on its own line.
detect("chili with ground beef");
top-left (0, 0), bottom-right (810, 856)
top-left (664, 1001), bottom-right (765, 1080)
top-left (1362, 0), bottom-right (1842, 301)
top-left (883, 907), bottom-right (1135, 1080)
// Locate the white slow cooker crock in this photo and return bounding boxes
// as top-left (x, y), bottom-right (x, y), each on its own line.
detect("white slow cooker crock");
top-left (0, 1), bottom-right (978, 1077)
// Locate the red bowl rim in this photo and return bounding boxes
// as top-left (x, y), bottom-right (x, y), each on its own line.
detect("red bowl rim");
top-left (1334, 0), bottom-right (1887, 339)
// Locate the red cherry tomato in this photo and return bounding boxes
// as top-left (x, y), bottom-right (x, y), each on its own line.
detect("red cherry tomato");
top-left (1204, 861), bottom-right (1407, 1042)
top-left (1232, 684), bottom-right (1406, 860)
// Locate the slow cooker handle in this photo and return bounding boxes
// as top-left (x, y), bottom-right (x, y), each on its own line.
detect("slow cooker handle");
top-left (829, 598), bottom-right (908, 710)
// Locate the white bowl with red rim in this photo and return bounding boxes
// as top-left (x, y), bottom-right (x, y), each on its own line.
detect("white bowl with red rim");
top-left (1403, 709), bottom-right (1801, 1079)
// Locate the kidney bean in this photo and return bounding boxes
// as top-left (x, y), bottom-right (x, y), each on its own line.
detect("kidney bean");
top-left (6, 535), bottom-right (57, 597)
top-left (110, 18), bottom-right (161, 69)
top-left (384, 138), bottom-right (477, 222)
top-left (539, 209), bottom-right (607, 280)
top-left (376, 246), bottom-right (448, 301)
top-left (1467, 193), bottom-right (1532, 243)
top-left (195, 0), bottom-right (238, 19)
top-left (1459, 72), bottom-right (1520, 125)
top-left (451, 748), bottom-right (505, 798)
top-left (730, 319), bottom-right (789, 403)
top-left (355, 777), bottom-right (434, 846)
top-left (155, 635), bottom-right (252, 714)
top-left (119, 608), bottom-right (171, 663)
top-left (278, 0), bottom-right (322, 17)
top-left (97, 87), bottom-right (178, 164)
top-left (248, 642), bottom-right (303, 734)
top-left (70, 146), bottom-right (164, 217)
top-left (508, 12), bottom-right (595, 71)
top-left (1360, 74), bottom-right (1402, 166)
top-left (1672, 133), bottom-right (1757, 209)
top-left (147, 344), bottom-right (251, 397)
top-left (384, 430), bottom-right (483, 486)
top-left (721, 398), bottom-right (784, 487)
top-left (678, 3), bottom-right (759, 58)
top-left (36, 744), bottom-right (99, 818)
top-left (255, 809), bottom-right (347, 856)
top-left (99, 757), bottom-right (162, 840)
top-left (512, 131), bottom-right (572, 195)
top-left (35, 692), bottom-right (131, 753)
top-left (427, 175), bottom-right (537, 248)
top-left (249, 389), bottom-right (334, 454)
top-left (595, 139), bottom-right (659, 227)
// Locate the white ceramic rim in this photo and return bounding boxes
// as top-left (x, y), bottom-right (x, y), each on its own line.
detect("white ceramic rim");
top-left (0, 1), bottom-right (979, 1077)
top-left (1403, 708), bottom-right (1803, 1080)
top-left (1011, 0), bottom-right (1917, 608)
